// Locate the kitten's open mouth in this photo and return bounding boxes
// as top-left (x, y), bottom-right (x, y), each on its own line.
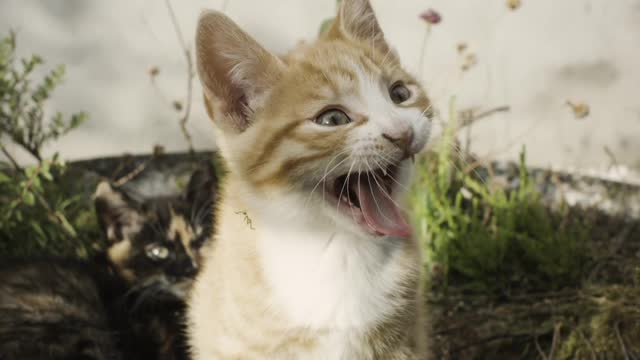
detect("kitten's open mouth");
top-left (328, 163), bottom-right (411, 238)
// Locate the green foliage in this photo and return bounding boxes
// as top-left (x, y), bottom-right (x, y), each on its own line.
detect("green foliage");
top-left (410, 98), bottom-right (588, 296)
top-left (318, 0), bottom-right (342, 35)
top-left (0, 31), bottom-right (87, 161)
top-left (0, 164), bottom-right (100, 258)
top-left (0, 31), bottom-right (97, 258)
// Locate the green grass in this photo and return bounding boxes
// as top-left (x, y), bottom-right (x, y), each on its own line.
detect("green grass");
top-left (407, 100), bottom-right (640, 358)
top-left (409, 99), bottom-right (588, 296)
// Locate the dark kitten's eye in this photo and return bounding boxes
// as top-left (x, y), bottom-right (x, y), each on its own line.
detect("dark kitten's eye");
top-left (314, 109), bottom-right (352, 126)
top-left (145, 243), bottom-right (170, 261)
top-left (389, 82), bottom-right (411, 104)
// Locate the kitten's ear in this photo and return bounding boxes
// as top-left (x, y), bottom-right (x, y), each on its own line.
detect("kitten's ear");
top-left (185, 163), bottom-right (217, 234)
top-left (325, 0), bottom-right (395, 58)
top-left (196, 11), bottom-right (285, 133)
top-left (185, 161), bottom-right (218, 206)
top-left (93, 181), bottom-right (144, 243)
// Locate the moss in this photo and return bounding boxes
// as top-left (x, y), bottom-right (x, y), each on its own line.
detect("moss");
top-left (409, 99), bottom-right (588, 296)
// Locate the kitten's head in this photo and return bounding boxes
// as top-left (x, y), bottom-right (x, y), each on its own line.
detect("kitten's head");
top-left (93, 164), bottom-right (218, 300)
top-left (196, 0), bottom-right (432, 238)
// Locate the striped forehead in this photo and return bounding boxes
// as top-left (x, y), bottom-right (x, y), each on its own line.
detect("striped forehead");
top-left (296, 44), bottom-right (387, 100)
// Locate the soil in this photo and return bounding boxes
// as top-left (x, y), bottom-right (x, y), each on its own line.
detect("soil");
top-left (432, 161), bottom-right (640, 359)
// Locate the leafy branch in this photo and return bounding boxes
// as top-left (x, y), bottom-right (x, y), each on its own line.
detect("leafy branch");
top-left (0, 31), bottom-right (87, 162)
top-left (0, 31), bottom-right (93, 255)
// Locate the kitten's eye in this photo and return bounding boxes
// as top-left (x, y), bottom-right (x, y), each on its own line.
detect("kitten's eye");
top-left (314, 109), bottom-right (352, 126)
top-left (145, 243), bottom-right (169, 261)
top-left (389, 82), bottom-right (411, 104)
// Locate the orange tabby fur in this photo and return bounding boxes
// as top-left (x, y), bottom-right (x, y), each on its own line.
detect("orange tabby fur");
top-left (188, 1), bottom-right (433, 358)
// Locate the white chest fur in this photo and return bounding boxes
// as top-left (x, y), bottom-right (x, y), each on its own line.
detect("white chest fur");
top-left (258, 221), bottom-right (411, 331)
top-left (189, 190), bottom-right (421, 359)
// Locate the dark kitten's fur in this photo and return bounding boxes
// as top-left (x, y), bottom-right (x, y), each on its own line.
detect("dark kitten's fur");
top-left (0, 163), bottom-right (217, 360)
top-left (0, 258), bottom-right (126, 360)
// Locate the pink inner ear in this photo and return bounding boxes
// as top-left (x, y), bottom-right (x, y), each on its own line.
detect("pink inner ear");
top-left (203, 82), bottom-right (249, 133)
top-left (197, 45), bottom-right (250, 132)
top-left (196, 11), bottom-right (284, 133)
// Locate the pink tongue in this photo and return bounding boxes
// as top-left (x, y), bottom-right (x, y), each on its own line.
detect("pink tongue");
top-left (353, 176), bottom-right (412, 238)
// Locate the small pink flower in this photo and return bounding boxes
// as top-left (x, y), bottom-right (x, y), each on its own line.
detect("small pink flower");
top-left (420, 9), bottom-right (441, 25)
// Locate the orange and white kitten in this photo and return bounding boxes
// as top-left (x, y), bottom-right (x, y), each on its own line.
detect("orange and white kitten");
top-left (188, 0), bottom-right (433, 358)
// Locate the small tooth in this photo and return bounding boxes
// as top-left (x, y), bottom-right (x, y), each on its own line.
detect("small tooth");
top-left (383, 167), bottom-right (388, 177)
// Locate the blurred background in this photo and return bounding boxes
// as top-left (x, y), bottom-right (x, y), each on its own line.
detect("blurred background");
top-left (1, 0), bottom-right (639, 181)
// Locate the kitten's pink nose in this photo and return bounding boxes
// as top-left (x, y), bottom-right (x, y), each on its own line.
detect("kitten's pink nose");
top-left (382, 129), bottom-right (414, 158)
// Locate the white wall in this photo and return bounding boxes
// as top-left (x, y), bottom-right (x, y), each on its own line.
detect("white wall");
top-left (1, 0), bottom-right (639, 177)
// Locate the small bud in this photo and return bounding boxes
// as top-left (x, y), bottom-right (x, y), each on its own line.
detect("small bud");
top-left (457, 42), bottom-right (468, 54)
top-left (461, 53), bottom-right (477, 71)
top-left (420, 9), bottom-right (442, 25)
top-left (149, 66), bottom-right (160, 77)
top-left (507, 0), bottom-right (521, 10)
top-left (172, 101), bottom-right (183, 112)
top-left (153, 145), bottom-right (165, 156)
top-left (566, 101), bottom-right (590, 119)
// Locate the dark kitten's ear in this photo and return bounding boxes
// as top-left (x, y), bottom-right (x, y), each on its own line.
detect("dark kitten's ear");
top-left (93, 181), bottom-right (145, 243)
top-left (196, 11), bottom-right (285, 133)
top-left (185, 162), bottom-right (218, 209)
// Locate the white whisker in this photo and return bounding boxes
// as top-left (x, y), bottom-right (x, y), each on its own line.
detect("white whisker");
top-left (336, 159), bottom-right (356, 220)
top-left (304, 150), bottom-right (351, 208)
top-left (344, 159), bottom-right (361, 226)
top-left (367, 158), bottom-right (409, 214)
top-left (373, 153), bottom-right (411, 192)
top-left (363, 158), bottom-right (396, 225)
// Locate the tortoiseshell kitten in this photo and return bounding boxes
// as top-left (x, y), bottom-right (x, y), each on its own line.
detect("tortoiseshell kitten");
top-left (0, 163), bottom-right (218, 360)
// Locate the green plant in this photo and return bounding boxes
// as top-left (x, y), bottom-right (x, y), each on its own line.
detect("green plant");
top-left (0, 32), bottom-right (87, 161)
top-left (0, 161), bottom-right (100, 257)
top-left (410, 98), bottom-right (588, 296)
top-left (0, 31), bottom-right (97, 258)
top-left (318, 0), bottom-right (342, 35)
